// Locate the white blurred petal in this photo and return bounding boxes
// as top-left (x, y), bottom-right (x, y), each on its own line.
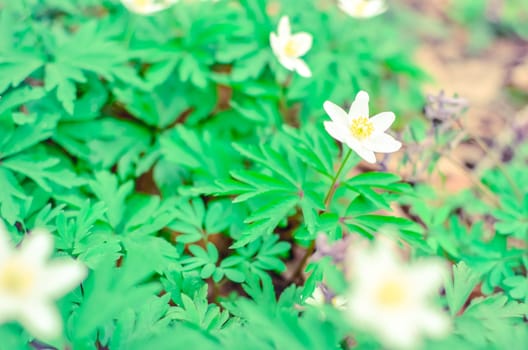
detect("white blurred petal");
top-left (323, 101), bottom-right (348, 126)
top-left (363, 133), bottom-right (402, 153)
top-left (40, 260), bottom-right (87, 298)
top-left (291, 32), bottom-right (313, 56)
top-left (277, 16), bottom-right (291, 38)
top-left (348, 90), bottom-right (369, 119)
top-left (270, 33), bottom-right (280, 55)
top-left (370, 112), bottom-right (395, 133)
top-left (293, 59), bottom-right (312, 77)
top-left (19, 302), bottom-right (62, 340)
top-left (324, 121), bottom-right (348, 143)
top-left (347, 143), bottom-right (376, 163)
top-left (19, 230), bottom-right (53, 265)
top-left (278, 56), bottom-right (296, 71)
top-left (418, 308), bottom-right (452, 338)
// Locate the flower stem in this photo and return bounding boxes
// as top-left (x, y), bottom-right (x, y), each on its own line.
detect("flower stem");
top-left (323, 149), bottom-right (353, 208)
top-left (289, 148), bottom-right (353, 283)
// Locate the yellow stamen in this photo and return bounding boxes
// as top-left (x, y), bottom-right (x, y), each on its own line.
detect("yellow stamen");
top-left (376, 279), bottom-right (407, 307)
top-left (284, 40), bottom-right (299, 58)
top-left (356, 0), bottom-right (368, 16)
top-left (350, 116), bottom-right (374, 140)
top-left (0, 260), bottom-right (36, 296)
top-left (133, 0), bottom-right (149, 7)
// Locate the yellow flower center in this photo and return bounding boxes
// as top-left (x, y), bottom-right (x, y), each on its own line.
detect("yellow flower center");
top-left (284, 39), bottom-right (299, 58)
top-left (0, 259), bottom-right (36, 297)
top-left (133, 0), bottom-right (149, 7)
top-left (376, 279), bottom-right (407, 308)
top-left (350, 116), bottom-right (374, 140)
top-left (356, 1), bottom-right (368, 16)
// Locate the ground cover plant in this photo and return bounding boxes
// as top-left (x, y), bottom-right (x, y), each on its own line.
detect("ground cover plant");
top-left (0, 0), bottom-right (527, 349)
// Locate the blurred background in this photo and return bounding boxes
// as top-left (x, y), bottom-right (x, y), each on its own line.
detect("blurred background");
top-left (387, 0), bottom-right (528, 192)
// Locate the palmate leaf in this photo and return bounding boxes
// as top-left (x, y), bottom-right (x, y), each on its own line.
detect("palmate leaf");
top-left (210, 137), bottom-right (325, 247)
top-left (0, 113), bottom-right (84, 222)
top-left (444, 262), bottom-right (482, 316)
top-left (168, 198), bottom-right (231, 244)
top-left (42, 21), bottom-right (145, 113)
top-left (55, 117), bottom-right (151, 170)
top-left (454, 293), bottom-right (528, 347)
top-left (0, 8), bottom-right (44, 94)
top-left (159, 125), bottom-right (241, 188)
top-left (109, 294), bottom-right (172, 350)
top-left (88, 171), bottom-right (175, 236)
top-left (0, 113), bottom-right (59, 158)
top-left (167, 285), bottom-right (229, 332)
top-left (113, 76), bottom-right (216, 128)
top-left (0, 167), bottom-right (28, 225)
top-left (2, 149), bottom-right (84, 192)
top-left (71, 255), bottom-right (161, 342)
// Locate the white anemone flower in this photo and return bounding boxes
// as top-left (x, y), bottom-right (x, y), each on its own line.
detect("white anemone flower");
top-left (270, 16), bottom-right (313, 78)
top-left (323, 91), bottom-right (402, 163)
top-left (0, 223), bottom-right (87, 340)
top-left (346, 238), bottom-right (451, 349)
top-left (121, 0), bottom-right (178, 15)
top-left (338, 0), bottom-right (387, 18)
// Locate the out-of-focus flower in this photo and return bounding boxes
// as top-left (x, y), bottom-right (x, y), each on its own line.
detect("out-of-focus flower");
top-left (0, 222), bottom-right (87, 340)
top-left (338, 0), bottom-right (387, 18)
top-left (121, 0), bottom-right (178, 15)
top-left (346, 238), bottom-right (451, 349)
top-left (323, 91), bottom-right (402, 163)
top-left (270, 16), bottom-right (313, 78)
top-left (305, 284), bottom-right (347, 309)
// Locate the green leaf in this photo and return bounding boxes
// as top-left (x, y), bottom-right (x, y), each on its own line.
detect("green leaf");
top-left (444, 262), bottom-right (482, 316)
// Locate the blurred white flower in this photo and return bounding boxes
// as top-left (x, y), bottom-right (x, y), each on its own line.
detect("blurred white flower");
top-left (323, 91), bottom-right (401, 163)
top-left (338, 0), bottom-right (387, 18)
top-left (121, 0), bottom-right (178, 15)
top-left (0, 223), bottom-right (87, 340)
top-left (346, 238), bottom-right (451, 349)
top-left (270, 16), bottom-right (313, 78)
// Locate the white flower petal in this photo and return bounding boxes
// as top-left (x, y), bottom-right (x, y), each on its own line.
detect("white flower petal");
top-left (19, 302), bottom-right (62, 340)
top-left (0, 296), bottom-right (21, 323)
top-left (364, 0), bottom-right (387, 17)
top-left (277, 16), bottom-right (291, 38)
top-left (40, 260), bottom-right (87, 298)
top-left (269, 33), bottom-right (280, 55)
top-left (378, 315), bottom-right (421, 349)
top-left (348, 90), bottom-right (369, 119)
top-left (278, 56), bottom-right (297, 71)
top-left (370, 111), bottom-right (395, 134)
top-left (122, 0), bottom-right (171, 15)
top-left (408, 260), bottom-right (447, 298)
top-left (363, 133), bottom-right (402, 153)
top-left (339, 0), bottom-right (387, 18)
top-left (418, 308), bottom-right (452, 338)
top-left (323, 101), bottom-right (348, 126)
top-left (291, 32), bottom-right (313, 56)
top-left (19, 230), bottom-right (54, 265)
top-left (347, 143), bottom-right (376, 163)
top-left (324, 121), bottom-right (349, 143)
top-left (293, 58), bottom-right (312, 77)
top-left (345, 238), bottom-right (451, 349)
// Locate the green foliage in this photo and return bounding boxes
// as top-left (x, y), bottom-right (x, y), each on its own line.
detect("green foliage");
top-left (0, 0), bottom-right (526, 349)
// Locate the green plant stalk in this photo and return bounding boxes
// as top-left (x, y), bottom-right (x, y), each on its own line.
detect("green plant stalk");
top-left (289, 148), bottom-right (353, 283)
top-left (323, 149), bottom-right (353, 208)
